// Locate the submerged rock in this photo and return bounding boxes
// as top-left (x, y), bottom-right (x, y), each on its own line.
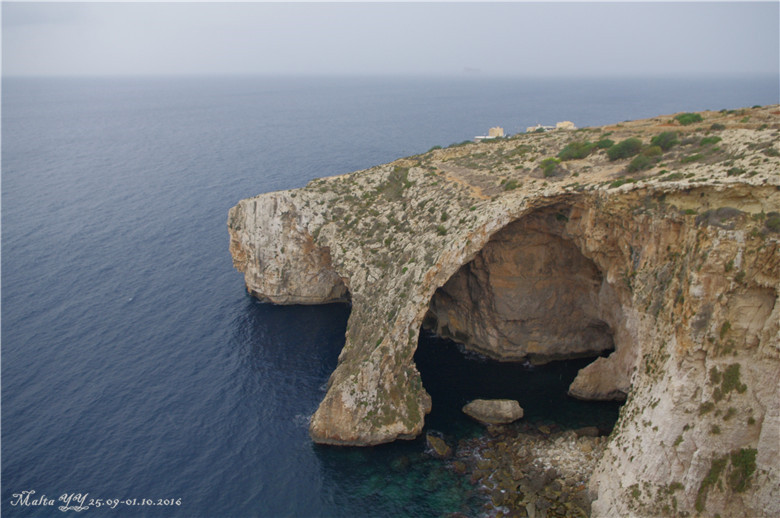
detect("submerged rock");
top-left (458, 427), bottom-right (606, 517)
top-left (390, 455), bottom-right (410, 472)
top-left (425, 432), bottom-right (453, 459)
top-left (451, 460), bottom-right (467, 474)
top-left (463, 399), bottom-right (524, 425)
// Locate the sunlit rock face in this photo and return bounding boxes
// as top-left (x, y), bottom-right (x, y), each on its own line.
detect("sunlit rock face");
top-left (425, 209), bottom-right (615, 364)
top-left (228, 192), bottom-right (350, 305)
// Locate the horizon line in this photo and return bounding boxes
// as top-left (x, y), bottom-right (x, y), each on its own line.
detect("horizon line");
top-left (4, 72), bottom-right (779, 80)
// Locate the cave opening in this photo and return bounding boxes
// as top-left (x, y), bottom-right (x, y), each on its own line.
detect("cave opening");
top-left (413, 333), bottom-right (620, 436)
top-left (414, 206), bottom-right (625, 436)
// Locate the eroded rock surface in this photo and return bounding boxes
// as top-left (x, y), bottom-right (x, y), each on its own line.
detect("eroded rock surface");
top-left (228, 192), bottom-right (349, 304)
top-left (229, 106), bottom-right (780, 517)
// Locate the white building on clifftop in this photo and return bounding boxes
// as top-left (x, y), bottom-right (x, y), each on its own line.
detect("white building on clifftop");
top-left (526, 121), bottom-right (577, 133)
top-left (526, 123), bottom-right (555, 133)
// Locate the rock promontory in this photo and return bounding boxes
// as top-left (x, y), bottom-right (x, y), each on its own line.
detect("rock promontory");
top-left (229, 106), bottom-right (780, 517)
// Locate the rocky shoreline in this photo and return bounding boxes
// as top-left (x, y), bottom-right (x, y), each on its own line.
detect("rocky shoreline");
top-left (432, 423), bottom-right (608, 518)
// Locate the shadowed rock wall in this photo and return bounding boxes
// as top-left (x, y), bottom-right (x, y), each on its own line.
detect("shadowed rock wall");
top-left (425, 207), bottom-right (615, 364)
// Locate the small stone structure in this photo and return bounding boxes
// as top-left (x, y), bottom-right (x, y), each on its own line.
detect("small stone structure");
top-left (475, 126), bottom-right (505, 142)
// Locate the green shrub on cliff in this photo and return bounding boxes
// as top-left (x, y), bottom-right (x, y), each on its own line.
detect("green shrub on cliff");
top-left (595, 138), bottom-right (614, 149)
top-left (540, 157), bottom-right (561, 177)
top-left (378, 166), bottom-right (413, 201)
top-left (680, 153), bottom-right (703, 164)
top-left (721, 363), bottom-right (746, 394)
top-left (696, 456), bottom-right (727, 511)
top-left (557, 141), bottom-right (595, 160)
top-left (675, 113), bottom-right (703, 125)
top-left (658, 172), bottom-right (685, 182)
top-left (700, 136), bottom-right (722, 146)
top-left (650, 131), bottom-right (679, 151)
top-left (607, 138), bottom-right (643, 161)
top-left (729, 448), bottom-right (757, 492)
top-left (627, 154), bottom-right (656, 172)
top-left (694, 446), bottom-right (757, 512)
top-left (608, 177), bottom-right (636, 188)
top-left (766, 212), bottom-right (780, 232)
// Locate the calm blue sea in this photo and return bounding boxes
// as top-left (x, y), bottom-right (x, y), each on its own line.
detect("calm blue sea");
top-left (2, 75), bottom-right (777, 517)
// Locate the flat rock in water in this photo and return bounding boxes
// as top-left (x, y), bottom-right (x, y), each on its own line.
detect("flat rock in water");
top-left (462, 399), bottom-right (524, 425)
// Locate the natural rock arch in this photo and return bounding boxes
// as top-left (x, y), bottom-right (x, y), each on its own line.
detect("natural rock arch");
top-left (228, 108), bottom-right (780, 516)
top-left (420, 203), bottom-right (635, 407)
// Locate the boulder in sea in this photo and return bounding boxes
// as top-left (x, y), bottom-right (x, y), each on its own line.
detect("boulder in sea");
top-left (462, 399), bottom-right (524, 425)
top-left (451, 460), bottom-right (467, 474)
top-left (425, 432), bottom-right (453, 459)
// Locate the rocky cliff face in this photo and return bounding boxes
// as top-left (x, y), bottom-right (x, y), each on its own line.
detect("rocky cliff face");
top-left (228, 106), bottom-right (780, 516)
top-left (228, 192), bottom-right (349, 304)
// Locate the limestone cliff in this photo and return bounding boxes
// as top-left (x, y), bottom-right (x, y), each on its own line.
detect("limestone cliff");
top-left (229, 106), bottom-right (780, 517)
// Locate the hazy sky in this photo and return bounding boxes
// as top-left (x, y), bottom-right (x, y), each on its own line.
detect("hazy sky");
top-left (3, 2), bottom-right (778, 77)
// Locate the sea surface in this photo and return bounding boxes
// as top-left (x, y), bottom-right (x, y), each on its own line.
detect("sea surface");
top-left (2, 75), bottom-right (777, 517)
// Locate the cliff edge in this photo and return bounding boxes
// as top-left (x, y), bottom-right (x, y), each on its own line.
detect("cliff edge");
top-left (228, 106), bottom-right (780, 517)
